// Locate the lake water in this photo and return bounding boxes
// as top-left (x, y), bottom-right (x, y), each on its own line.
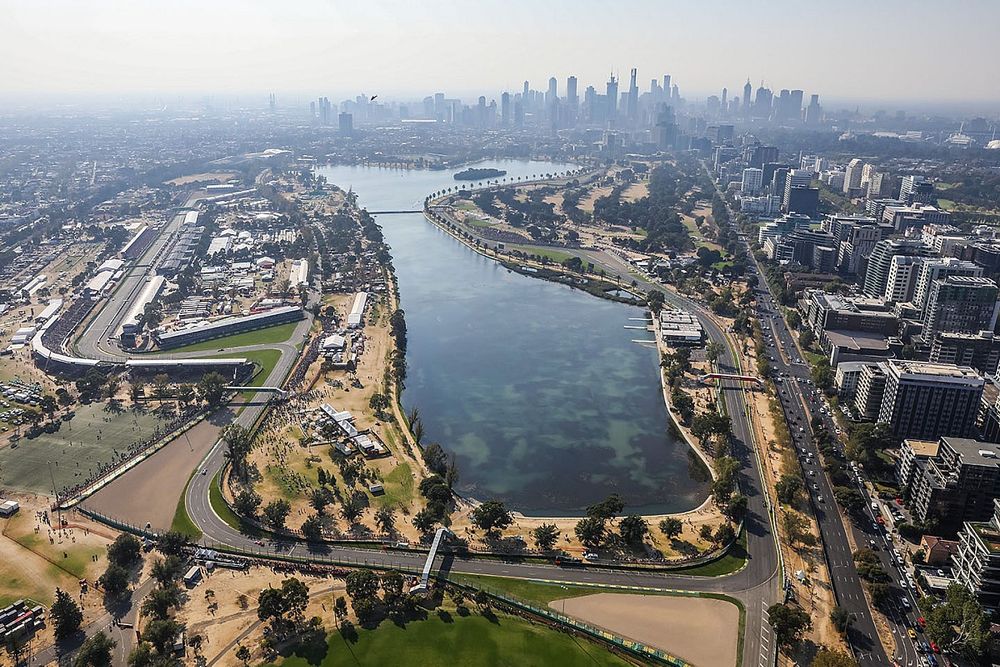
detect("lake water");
top-left (316, 160), bottom-right (709, 515)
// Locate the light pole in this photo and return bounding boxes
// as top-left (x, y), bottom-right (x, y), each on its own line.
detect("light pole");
top-left (48, 460), bottom-right (61, 529)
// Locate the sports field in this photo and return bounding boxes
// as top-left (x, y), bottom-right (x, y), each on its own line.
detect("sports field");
top-left (0, 402), bottom-right (169, 493)
top-left (269, 608), bottom-right (632, 667)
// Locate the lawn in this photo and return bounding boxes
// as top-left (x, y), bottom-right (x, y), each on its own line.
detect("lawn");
top-left (668, 528), bottom-right (748, 577)
top-left (372, 462), bottom-right (416, 509)
top-left (0, 402), bottom-right (170, 493)
top-left (447, 574), bottom-right (601, 605)
top-left (268, 607), bottom-right (633, 667)
top-left (510, 246), bottom-right (576, 265)
top-left (150, 321), bottom-right (298, 354)
top-left (222, 348), bottom-right (282, 386)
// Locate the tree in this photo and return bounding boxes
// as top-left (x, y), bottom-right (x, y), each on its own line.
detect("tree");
top-left (368, 392), bottom-right (389, 416)
top-left (257, 588), bottom-right (287, 623)
top-left (699, 524), bottom-right (714, 542)
top-left (724, 494), bottom-right (748, 522)
top-left (107, 533), bottom-right (142, 567)
top-left (151, 374), bottom-right (170, 405)
top-left (867, 581), bottom-right (891, 608)
top-left (301, 515), bottom-right (324, 541)
top-left (310, 487), bottom-right (333, 514)
top-left (127, 643), bottom-right (154, 667)
top-left (833, 486), bottom-right (865, 516)
top-left (531, 523), bottom-right (560, 551)
top-left (99, 563), bottom-right (130, 598)
top-left (714, 522), bottom-right (736, 545)
top-left (922, 584), bottom-right (992, 661)
top-left (374, 507), bottom-right (396, 535)
top-left (333, 596), bottom-right (348, 623)
top-left (151, 555), bottom-right (184, 588)
top-left (157, 531), bottom-right (186, 556)
top-left (767, 603), bottom-right (811, 648)
top-left (142, 619), bottom-right (182, 654)
top-left (412, 507), bottom-right (437, 534)
top-left (619, 515), bottom-right (649, 546)
top-left (262, 499), bottom-right (292, 531)
top-left (141, 585), bottom-right (182, 621)
top-left (830, 607), bottom-right (855, 635)
top-left (470, 500), bottom-right (514, 537)
top-left (574, 516), bottom-right (606, 549)
top-left (812, 649), bottom-right (857, 667)
top-left (659, 517), bottom-right (683, 540)
top-left (345, 570), bottom-right (380, 622)
top-left (280, 577), bottom-right (310, 623)
top-left (222, 424), bottom-right (255, 478)
top-left (74, 631), bottom-right (116, 666)
top-left (197, 372), bottom-right (228, 407)
top-left (586, 494), bottom-right (625, 521)
top-left (51, 588), bottom-right (83, 640)
top-left (705, 341), bottom-right (724, 364)
top-left (340, 495), bottom-right (363, 523)
top-left (234, 489), bottom-right (262, 517)
top-left (235, 645), bottom-right (252, 666)
top-left (775, 474), bottom-right (803, 505)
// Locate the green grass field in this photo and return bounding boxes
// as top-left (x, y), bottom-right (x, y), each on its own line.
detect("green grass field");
top-left (268, 608), bottom-right (633, 667)
top-left (669, 528), bottom-right (747, 576)
top-left (448, 574), bottom-right (600, 605)
top-left (509, 246), bottom-right (576, 265)
top-left (151, 321), bottom-right (298, 354)
top-left (372, 462), bottom-right (416, 509)
top-left (0, 402), bottom-right (170, 493)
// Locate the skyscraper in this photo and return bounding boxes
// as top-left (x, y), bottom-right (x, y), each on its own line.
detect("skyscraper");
top-left (743, 79), bottom-right (752, 118)
top-left (606, 73), bottom-right (618, 120)
top-left (805, 94), bottom-right (822, 124)
top-left (501, 92), bottom-right (511, 127)
top-left (627, 68), bottom-right (639, 120)
top-left (546, 77), bottom-right (557, 105)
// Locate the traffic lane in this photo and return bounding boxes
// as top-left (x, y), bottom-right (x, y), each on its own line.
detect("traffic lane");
top-left (776, 382), bottom-right (889, 664)
top-left (782, 375), bottom-right (918, 663)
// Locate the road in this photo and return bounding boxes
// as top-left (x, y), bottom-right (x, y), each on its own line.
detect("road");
top-left (746, 236), bottom-right (919, 664)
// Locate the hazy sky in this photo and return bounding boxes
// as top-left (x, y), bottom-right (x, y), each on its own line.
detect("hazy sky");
top-left (3, 0), bottom-right (998, 106)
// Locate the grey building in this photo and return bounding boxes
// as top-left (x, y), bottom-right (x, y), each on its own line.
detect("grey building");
top-left (877, 360), bottom-right (985, 440)
top-left (923, 276), bottom-right (1000, 338)
top-left (905, 437), bottom-right (1000, 533)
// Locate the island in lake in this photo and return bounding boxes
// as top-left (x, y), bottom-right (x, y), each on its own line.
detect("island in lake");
top-left (454, 167), bottom-right (507, 181)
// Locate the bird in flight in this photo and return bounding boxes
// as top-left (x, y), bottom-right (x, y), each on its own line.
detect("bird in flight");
top-left (370, 95), bottom-right (378, 102)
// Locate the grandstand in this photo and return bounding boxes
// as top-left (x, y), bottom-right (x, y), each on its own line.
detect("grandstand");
top-left (153, 305), bottom-right (303, 350)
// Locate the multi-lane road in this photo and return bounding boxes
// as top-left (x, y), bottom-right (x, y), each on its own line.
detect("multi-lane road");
top-left (749, 241), bottom-right (922, 665)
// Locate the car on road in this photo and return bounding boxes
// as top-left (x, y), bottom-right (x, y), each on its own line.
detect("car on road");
top-left (908, 628), bottom-right (918, 640)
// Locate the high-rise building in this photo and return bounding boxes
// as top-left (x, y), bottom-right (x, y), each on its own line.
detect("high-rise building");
top-left (743, 79), bottom-right (752, 117)
top-left (924, 276), bottom-right (1000, 337)
top-left (805, 94), bottom-right (822, 124)
top-left (546, 77), bottom-right (557, 104)
top-left (899, 175), bottom-right (928, 202)
top-left (904, 437), bottom-right (1000, 534)
top-left (954, 498), bottom-right (1000, 609)
top-left (606, 74), bottom-right (618, 120)
top-left (884, 255), bottom-right (924, 303)
top-left (789, 89), bottom-right (803, 121)
top-left (566, 76), bottom-right (578, 110)
top-left (843, 158), bottom-right (865, 195)
top-left (913, 258), bottom-right (984, 310)
top-left (741, 168), bottom-right (764, 195)
top-left (877, 359), bottom-right (985, 440)
top-left (338, 112), bottom-right (353, 135)
top-left (627, 68), bottom-right (639, 120)
top-left (500, 92), bottom-right (511, 127)
top-left (862, 239), bottom-right (935, 298)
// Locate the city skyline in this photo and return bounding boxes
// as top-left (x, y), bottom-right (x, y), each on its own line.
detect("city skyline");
top-left (2, 0), bottom-right (1000, 111)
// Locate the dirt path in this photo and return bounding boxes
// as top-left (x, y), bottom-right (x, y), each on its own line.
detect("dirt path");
top-left (84, 408), bottom-right (236, 530)
top-left (550, 592), bottom-right (740, 666)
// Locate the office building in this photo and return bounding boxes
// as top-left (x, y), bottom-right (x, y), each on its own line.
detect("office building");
top-left (923, 276), bottom-right (1000, 337)
top-left (913, 258), bottom-right (984, 310)
top-left (877, 359), bottom-right (985, 439)
top-left (338, 112), bottom-right (353, 135)
top-left (954, 498), bottom-right (1000, 609)
top-left (862, 239), bottom-right (935, 298)
top-left (884, 255), bottom-right (923, 303)
top-left (843, 158), bottom-right (865, 195)
top-left (905, 437), bottom-right (1000, 534)
top-left (801, 290), bottom-right (899, 336)
top-left (930, 332), bottom-right (1000, 376)
top-left (741, 168), bottom-right (763, 195)
top-left (854, 362), bottom-right (889, 421)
